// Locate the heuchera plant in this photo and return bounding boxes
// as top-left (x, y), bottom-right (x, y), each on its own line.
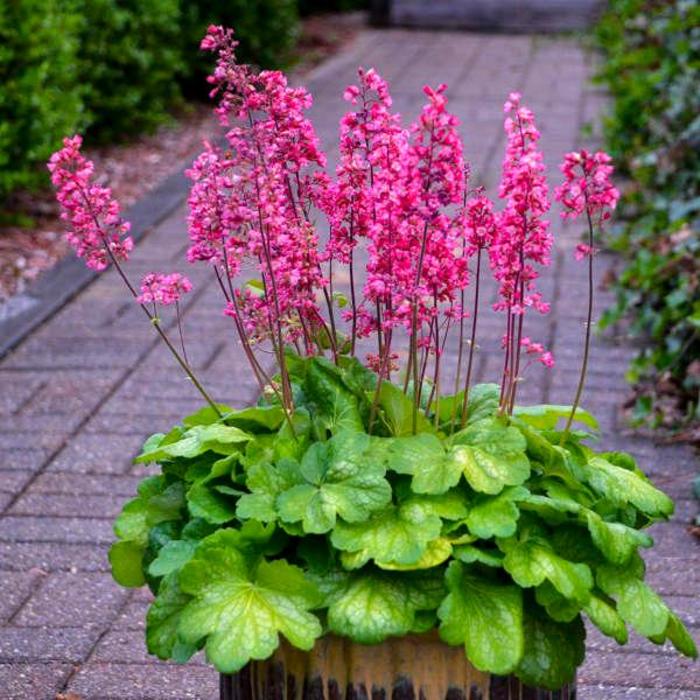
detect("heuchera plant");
top-left (49, 26), bottom-right (697, 690)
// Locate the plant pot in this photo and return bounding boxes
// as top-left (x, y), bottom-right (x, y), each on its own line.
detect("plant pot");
top-left (219, 632), bottom-right (576, 700)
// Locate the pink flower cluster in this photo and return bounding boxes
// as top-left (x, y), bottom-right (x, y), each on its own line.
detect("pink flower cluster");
top-left (491, 92), bottom-right (552, 317)
top-left (188, 25), bottom-right (328, 346)
top-left (137, 273), bottom-right (193, 306)
top-left (47, 136), bottom-right (133, 271)
top-left (555, 150), bottom-right (619, 223)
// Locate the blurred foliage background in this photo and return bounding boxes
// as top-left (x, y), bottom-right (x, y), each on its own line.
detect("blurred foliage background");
top-left (0, 0), bottom-right (367, 202)
top-left (595, 0), bottom-right (700, 431)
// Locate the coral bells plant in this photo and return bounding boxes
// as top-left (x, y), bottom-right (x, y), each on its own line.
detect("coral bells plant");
top-left (50, 26), bottom-right (696, 691)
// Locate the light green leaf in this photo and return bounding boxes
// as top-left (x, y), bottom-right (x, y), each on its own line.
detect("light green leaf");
top-left (583, 593), bottom-right (628, 645)
top-left (582, 456), bottom-right (674, 519)
top-left (331, 501), bottom-right (443, 568)
top-left (387, 434), bottom-right (463, 495)
top-left (183, 404), bottom-right (235, 428)
top-left (502, 537), bottom-right (593, 604)
top-left (463, 384), bottom-right (501, 424)
top-left (305, 358), bottom-right (364, 433)
top-left (535, 582), bottom-right (581, 622)
top-left (513, 405), bottom-right (599, 430)
top-left (659, 613), bottom-right (698, 658)
top-left (277, 433), bottom-right (391, 534)
top-left (438, 562), bottom-right (523, 675)
top-left (224, 406), bottom-right (285, 432)
top-left (327, 573), bottom-right (427, 644)
top-left (178, 547), bottom-right (322, 673)
top-left (465, 486), bottom-right (528, 538)
top-left (451, 418), bottom-right (530, 494)
top-left (377, 537), bottom-right (453, 571)
top-left (453, 544), bottom-right (504, 568)
top-left (596, 560), bottom-right (669, 637)
top-left (236, 459), bottom-right (302, 522)
top-left (378, 382), bottom-right (434, 436)
top-left (148, 540), bottom-right (198, 578)
top-left (109, 541), bottom-right (146, 587)
top-left (516, 607), bottom-right (584, 689)
top-left (146, 574), bottom-right (196, 662)
top-left (187, 481), bottom-right (238, 525)
top-left (584, 511), bottom-right (653, 564)
top-left (113, 478), bottom-right (184, 545)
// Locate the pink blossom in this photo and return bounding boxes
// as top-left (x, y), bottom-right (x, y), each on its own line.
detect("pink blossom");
top-left (574, 243), bottom-right (597, 260)
top-left (137, 273), bottom-right (193, 306)
top-left (539, 351), bottom-right (555, 368)
top-left (555, 150), bottom-right (619, 223)
top-left (464, 194), bottom-right (497, 253)
top-left (48, 136), bottom-right (133, 271)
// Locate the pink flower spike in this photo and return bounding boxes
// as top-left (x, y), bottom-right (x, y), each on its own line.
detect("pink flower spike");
top-left (137, 273), bottom-right (193, 306)
top-left (48, 136), bottom-right (133, 272)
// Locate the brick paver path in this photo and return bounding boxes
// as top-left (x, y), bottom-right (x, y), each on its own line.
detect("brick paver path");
top-left (1, 28), bottom-right (698, 700)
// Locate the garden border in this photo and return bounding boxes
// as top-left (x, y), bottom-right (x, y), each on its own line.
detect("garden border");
top-left (0, 168), bottom-right (190, 360)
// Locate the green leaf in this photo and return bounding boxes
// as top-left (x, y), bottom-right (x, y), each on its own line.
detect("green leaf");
top-left (659, 613), bottom-right (699, 659)
top-left (305, 358), bottom-right (364, 434)
top-left (453, 544), bottom-right (504, 568)
top-left (148, 540), bottom-right (198, 578)
top-left (331, 501), bottom-right (443, 568)
top-left (378, 382), bottom-right (434, 436)
top-left (583, 593), bottom-right (628, 645)
top-left (465, 486), bottom-right (528, 539)
top-left (109, 541), bottom-right (146, 587)
top-left (146, 573), bottom-right (196, 662)
top-left (387, 434), bottom-right (464, 495)
top-left (183, 404), bottom-right (235, 428)
top-left (327, 571), bottom-right (443, 644)
top-left (450, 418), bottom-right (530, 495)
top-left (136, 424), bottom-right (252, 463)
top-left (178, 546), bottom-right (322, 673)
top-left (534, 582), bottom-right (581, 622)
top-left (187, 481), bottom-right (238, 525)
top-left (236, 459), bottom-right (302, 522)
top-left (516, 607), bottom-right (584, 689)
top-left (224, 406), bottom-right (285, 432)
top-left (513, 405), bottom-right (599, 430)
top-left (113, 478), bottom-right (185, 545)
top-left (463, 384), bottom-right (501, 424)
top-left (584, 510), bottom-right (653, 564)
top-left (277, 432), bottom-right (391, 534)
top-left (582, 456), bottom-right (674, 519)
top-left (438, 562), bottom-right (523, 675)
top-left (502, 537), bottom-right (593, 605)
top-left (596, 559), bottom-right (669, 637)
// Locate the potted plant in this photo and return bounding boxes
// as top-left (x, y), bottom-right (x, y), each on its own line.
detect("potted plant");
top-left (48, 25), bottom-right (697, 699)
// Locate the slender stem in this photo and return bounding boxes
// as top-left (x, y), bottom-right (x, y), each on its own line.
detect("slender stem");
top-left (460, 247), bottom-right (483, 427)
top-left (349, 251), bottom-right (358, 356)
top-left (175, 300), bottom-right (190, 367)
top-left (562, 203), bottom-right (596, 438)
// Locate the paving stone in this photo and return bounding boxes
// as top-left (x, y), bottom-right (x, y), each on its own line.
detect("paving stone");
top-left (0, 662), bottom-right (73, 700)
top-left (0, 448), bottom-right (52, 473)
top-left (32, 472), bottom-right (143, 496)
top-left (0, 542), bottom-right (109, 572)
top-left (0, 570), bottom-right (43, 622)
top-left (66, 662), bottom-right (219, 699)
top-left (13, 571), bottom-right (127, 628)
top-left (46, 433), bottom-right (145, 475)
top-left (9, 492), bottom-right (122, 518)
top-left (579, 686), bottom-right (700, 700)
top-left (0, 516), bottom-right (114, 544)
top-left (93, 629), bottom-right (208, 666)
top-left (0, 626), bottom-right (98, 662)
top-left (578, 651), bottom-right (700, 689)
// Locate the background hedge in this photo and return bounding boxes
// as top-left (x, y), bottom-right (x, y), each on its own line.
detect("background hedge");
top-left (595, 0), bottom-right (700, 428)
top-left (0, 0), bottom-right (304, 202)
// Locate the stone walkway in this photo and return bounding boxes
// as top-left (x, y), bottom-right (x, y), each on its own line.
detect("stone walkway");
top-left (0, 28), bottom-right (698, 700)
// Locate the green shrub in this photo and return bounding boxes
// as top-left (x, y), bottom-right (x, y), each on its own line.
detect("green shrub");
top-left (179, 0), bottom-right (299, 96)
top-left (596, 0), bottom-right (700, 427)
top-left (77, 0), bottom-right (184, 142)
top-left (0, 0), bottom-right (84, 198)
